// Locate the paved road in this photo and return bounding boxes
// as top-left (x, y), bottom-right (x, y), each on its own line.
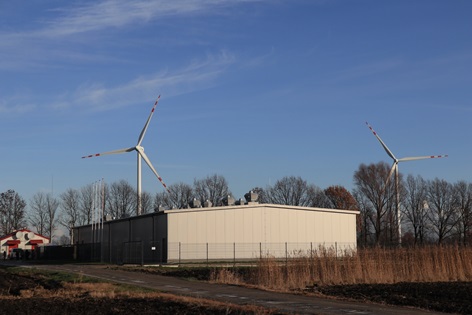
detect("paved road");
top-left (10, 262), bottom-right (446, 315)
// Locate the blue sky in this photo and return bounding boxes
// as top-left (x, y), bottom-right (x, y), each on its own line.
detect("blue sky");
top-left (1, 0), bottom-right (471, 204)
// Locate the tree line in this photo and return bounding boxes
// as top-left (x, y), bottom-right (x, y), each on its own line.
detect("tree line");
top-left (1, 164), bottom-right (470, 246)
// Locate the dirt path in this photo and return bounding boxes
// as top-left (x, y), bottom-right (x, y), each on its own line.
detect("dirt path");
top-left (14, 262), bottom-right (446, 315)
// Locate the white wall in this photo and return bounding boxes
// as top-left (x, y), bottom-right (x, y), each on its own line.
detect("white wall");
top-left (165, 204), bottom-right (358, 261)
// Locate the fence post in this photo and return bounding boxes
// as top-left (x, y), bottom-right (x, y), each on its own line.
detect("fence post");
top-left (259, 242), bottom-right (262, 260)
top-left (233, 242), bottom-right (236, 267)
top-left (335, 242), bottom-right (338, 259)
top-left (285, 242), bottom-right (288, 266)
top-left (310, 241), bottom-right (313, 280)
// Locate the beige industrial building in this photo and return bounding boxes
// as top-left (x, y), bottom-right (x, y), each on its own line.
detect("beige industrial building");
top-left (73, 198), bottom-right (359, 264)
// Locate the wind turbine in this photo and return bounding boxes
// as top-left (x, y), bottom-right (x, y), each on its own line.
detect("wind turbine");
top-left (82, 95), bottom-right (168, 215)
top-left (365, 122), bottom-right (447, 245)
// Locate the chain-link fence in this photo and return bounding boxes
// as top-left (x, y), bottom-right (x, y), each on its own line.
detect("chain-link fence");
top-left (168, 242), bottom-right (356, 264)
top-left (74, 241), bottom-right (356, 265)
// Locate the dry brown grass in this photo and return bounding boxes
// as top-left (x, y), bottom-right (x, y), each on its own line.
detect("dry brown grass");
top-left (211, 245), bottom-right (472, 291)
top-left (13, 280), bottom-right (274, 314)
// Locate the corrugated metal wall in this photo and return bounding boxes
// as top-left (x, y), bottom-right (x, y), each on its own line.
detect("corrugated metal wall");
top-left (166, 204), bottom-right (357, 261)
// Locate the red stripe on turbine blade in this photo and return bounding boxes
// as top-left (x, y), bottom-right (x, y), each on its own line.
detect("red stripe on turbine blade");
top-left (95, 154), bottom-right (100, 157)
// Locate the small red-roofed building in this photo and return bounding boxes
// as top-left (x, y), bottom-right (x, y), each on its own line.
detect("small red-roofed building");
top-left (0, 228), bottom-right (50, 259)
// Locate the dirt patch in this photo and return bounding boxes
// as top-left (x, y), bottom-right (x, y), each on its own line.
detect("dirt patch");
top-left (0, 268), bottom-right (273, 315)
top-left (0, 297), bottom-right (270, 315)
top-left (312, 282), bottom-right (472, 315)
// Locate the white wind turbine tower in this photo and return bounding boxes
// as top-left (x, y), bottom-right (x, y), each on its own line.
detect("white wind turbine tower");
top-left (82, 95), bottom-right (169, 215)
top-left (366, 122), bottom-right (448, 245)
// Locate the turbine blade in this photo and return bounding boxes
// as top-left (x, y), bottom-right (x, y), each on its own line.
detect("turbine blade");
top-left (366, 122), bottom-right (397, 161)
top-left (398, 155), bottom-right (448, 162)
top-left (137, 95), bottom-right (160, 146)
top-left (139, 150), bottom-right (169, 192)
top-left (82, 147), bottom-right (134, 159)
top-left (385, 162), bottom-right (397, 187)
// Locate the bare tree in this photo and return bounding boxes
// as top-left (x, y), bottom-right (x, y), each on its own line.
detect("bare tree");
top-left (59, 188), bottom-right (82, 243)
top-left (353, 162), bottom-right (397, 245)
top-left (140, 191), bottom-right (154, 214)
top-left (106, 180), bottom-right (136, 218)
top-left (426, 178), bottom-right (457, 244)
top-left (452, 180), bottom-right (472, 245)
top-left (194, 174), bottom-right (230, 206)
top-left (307, 185), bottom-right (332, 208)
top-left (29, 192), bottom-right (58, 241)
top-left (0, 190), bottom-right (26, 234)
top-left (29, 192), bottom-right (48, 236)
top-left (45, 194), bottom-right (59, 242)
top-left (265, 176), bottom-right (314, 206)
top-left (155, 182), bottom-right (193, 210)
top-left (403, 175), bottom-right (429, 245)
top-left (80, 184), bottom-right (95, 224)
top-left (353, 190), bottom-right (373, 246)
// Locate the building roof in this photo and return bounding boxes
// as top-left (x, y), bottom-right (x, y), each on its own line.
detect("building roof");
top-left (0, 228), bottom-right (50, 242)
top-left (163, 203), bottom-right (360, 215)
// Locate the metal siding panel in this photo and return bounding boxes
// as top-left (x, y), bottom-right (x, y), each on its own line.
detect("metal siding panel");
top-left (339, 215), bottom-right (347, 243)
top-left (323, 213), bottom-right (330, 243)
top-left (243, 208), bottom-right (261, 243)
top-left (174, 213), bottom-right (187, 243)
top-left (214, 210), bottom-right (225, 243)
top-left (327, 213), bottom-right (334, 243)
top-left (288, 209), bottom-right (298, 243)
top-left (130, 217), bottom-right (151, 241)
top-left (297, 210), bottom-right (307, 243)
top-left (305, 211), bottom-right (315, 242)
top-left (195, 211), bottom-right (207, 243)
top-left (157, 214), bottom-right (167, 243)
top-left (253, 207), bottom-right (263, 242)
top-left (225, 209), bottom-right (236, 243)
top-left (167, 214), bottom-right (178, 243)
top-left (279, 208), bottom-right (289, 241)
top-left (186, 212), bottom-right (197, 244)
top-left (314, 212), bottom-right (325, 243)
top-left (267, 207), bottom-right (277, 243)
top-left (178, 213), bottom-right (187, 243)
top-left (205, 210), bottom-right (216, 243)
top-left (234, 208), bottom-right (244, 243)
